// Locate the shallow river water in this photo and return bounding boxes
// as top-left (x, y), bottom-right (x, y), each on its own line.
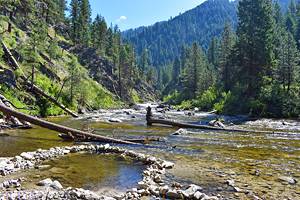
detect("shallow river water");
top-left (0, 104), bottom-right (299, 199)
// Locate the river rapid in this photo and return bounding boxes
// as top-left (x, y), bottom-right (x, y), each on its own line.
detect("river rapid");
top-left (0, 103), bottom-right (299, 200)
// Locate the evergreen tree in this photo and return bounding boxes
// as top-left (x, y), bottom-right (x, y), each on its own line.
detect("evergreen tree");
top-left (273, 0), bottom-right (283, 25)
top-left (207, 37), bottom-right (219, 69)
top-left (70, 0), bottom-right (80, 42)
top-left (277, 31), bottom-right (299, 93)
top-left (140, 48), bottom-right (149, 73)
top-left (286, 13), bottom-right (296, 34)
top-left (235, 0), bottom-right (275, 99)
top-left (91, 14), bottom-right (107, 55)
top-left (78, 0), bottom-right (91, 45)
top-left (219, 22), bottom-right (236, 91)
top-left (183, 43), bottom-right (206, 99)
top-left (172, 57), bottom-right (181, 84)
top-left (288, 0), bottom-right (297, 17)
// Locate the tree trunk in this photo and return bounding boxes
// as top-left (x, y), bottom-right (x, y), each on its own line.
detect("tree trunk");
top-left (0, 103), bottom-right (136, 145)
top-left (1, 40), bottom-right (79, 118)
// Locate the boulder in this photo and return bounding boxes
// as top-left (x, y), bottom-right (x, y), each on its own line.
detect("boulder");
top-left (194, 191), bottom-right (204, 199)
top-left (50, 180), bottom-right (63, 190)
top-left (278, 176), bottom-right (297, 185)
top-left (37, 178), bottom-right (53, 187)
top-left (172, 129), bottom-right (188, 136)
top-left (108, 118), bottom-right (123, 123)
top-left (162, 161), bottom-right (174, 169)
top-left (20, 152), bottom-right (34, 160)
top-left (159, 185), bottom-right (169, 195)
top-left (166, 189), bottom-right (183, 199)
top-left (184, 184), bottom-right (203, 197)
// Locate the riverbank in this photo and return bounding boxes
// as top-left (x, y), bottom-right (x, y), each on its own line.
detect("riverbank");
top-left (0, 104), bottom-right (299, 199)
top-left (0, 144), bottom-right (218, 200)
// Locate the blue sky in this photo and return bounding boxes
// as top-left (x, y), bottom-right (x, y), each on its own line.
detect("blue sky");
top-left (67, 0), bottom-right (205, 31)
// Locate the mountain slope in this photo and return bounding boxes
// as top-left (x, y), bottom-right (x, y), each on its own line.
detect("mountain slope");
top-left (123, 0), bottom-right (238, 66)
top-left (123, 0), bottom-right (295, 67)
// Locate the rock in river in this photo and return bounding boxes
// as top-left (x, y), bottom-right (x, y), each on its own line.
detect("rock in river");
top-left (108, 118), bottom-right (123, 123)
top-left (172, 128), bottom-right (188, 136)
top-left (278, 176), bottom-right (297, 185)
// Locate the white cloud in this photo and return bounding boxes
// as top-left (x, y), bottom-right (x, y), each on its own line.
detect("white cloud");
top-left (116, 16), bottom-right (127, 23)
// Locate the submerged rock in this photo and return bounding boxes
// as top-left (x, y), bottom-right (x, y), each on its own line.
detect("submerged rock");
top-left (278, 176), bottom-right (297, 185)
top-left (172, 128), bottom-right (188, 136)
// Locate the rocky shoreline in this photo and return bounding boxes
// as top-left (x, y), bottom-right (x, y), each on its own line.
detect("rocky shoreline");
top-left (0, 144), bottom-right (218, 200)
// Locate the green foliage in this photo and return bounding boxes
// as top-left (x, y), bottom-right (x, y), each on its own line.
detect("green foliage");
top-left (123, 0), bottom-right (237, 67)
top-left (194, 87), bottom-right (217, 111)
top-left (213, 91), bottom-right (231, 113)
top-left (0, 84), bottom-right (39, 116)
top-left (130, 89), bottom-right (142, 104)
top-left (163, 90), bottom-right (182, 105)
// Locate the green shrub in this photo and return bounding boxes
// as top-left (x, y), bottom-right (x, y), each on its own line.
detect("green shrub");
top-left (194, 87), bottom-right (217, 110)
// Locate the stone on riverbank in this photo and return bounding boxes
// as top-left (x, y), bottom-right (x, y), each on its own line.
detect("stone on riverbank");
top-left (0, 144), bottom-right (219, 200)
top-left (37, 178), bottom-right (53, 187)
top-left (20, 152), bottom-right (34, 160)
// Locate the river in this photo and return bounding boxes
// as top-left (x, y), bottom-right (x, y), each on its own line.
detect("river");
top-left (0, 104), bottom-right (299, 199)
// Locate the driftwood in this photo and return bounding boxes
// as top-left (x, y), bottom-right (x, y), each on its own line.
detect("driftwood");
top-left (1, 40), bottom-right (78, 118)
top-left (146, 107), bottom-right (296, 134)
top-left (0, 103), bottom-right (136, 144)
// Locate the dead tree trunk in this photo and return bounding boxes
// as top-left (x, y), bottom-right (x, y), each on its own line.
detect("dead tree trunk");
top-left (146, 108), bottom-right (296, 135)
top-left (0, 103), bottom-right (136, 145)
top-left (1, 40), bottom-right (79, 118)
top-left (20, 77), bottom-right (78, 118)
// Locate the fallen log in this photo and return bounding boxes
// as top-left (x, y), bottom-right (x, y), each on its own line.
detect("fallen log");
top-left (1, 40), bottom-right (78, 118)
top-left (1, 40), bottom-right (21, 70)
top-left (146, 107), bottom-right (297, 134)
top-left (20, 77), bottom-right (79, 118)
top-left (59, 133), bottom-right (159, 144)
top-left (0, 103), bottom-right (136, 145)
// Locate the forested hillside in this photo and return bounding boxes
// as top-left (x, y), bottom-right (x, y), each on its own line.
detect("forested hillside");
top-left (123, 0), bottom-right (238, 66)
top-left (123, 0), bottom-right (294, 68)
top-left (0, 0), bottom-right (154, 117)
top-left (162, 0), bottom-right (300, 117)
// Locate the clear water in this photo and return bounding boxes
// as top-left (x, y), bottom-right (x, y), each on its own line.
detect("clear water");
top-left (0, 108), bottom-right (299, 199)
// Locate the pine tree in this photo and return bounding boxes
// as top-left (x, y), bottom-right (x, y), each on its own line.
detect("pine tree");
top-left (273, 0), bottom-right (283, 25)
top-left (286, 13), bottom-right (296, 34)
top-left (235, 0), bottom-right (275, 99)
top-left (219, 22), bottom-right (235, 91)
top-left (277, 31), bottom-right (299, 93)
top-left (140, 48), bottom-right (149, 73)
top-left (106, 27), bottom-right (114, 59)
top-left (91, 14), bottom-right (107, 55)
top-left (207, 37), bottom-right (219, 69)
top-left (172, 57), bottom-right (181, 84)
top-left (70, 0), bottom-right (80, 42)
top-left (78, 0), bottom-right (91, 46)
top-left (57, 0), bottom-right (67, 23)
top-left (183, 43), bottom-right (207, 99)
top-left (289, 0), bottom-right (297, 17)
